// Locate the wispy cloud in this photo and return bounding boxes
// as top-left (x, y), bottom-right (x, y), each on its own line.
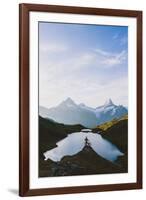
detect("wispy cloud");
top-left (40, 42), bottom-right (67, 53)
top-left (95, 49), bottom-right (111, 57)
top-left (112, 32), bottom-right (128, 46)
top-left (89, 48), bottom-right (127, 68)
top-left (39, 48), bottom-right (127, 86)
top-left (39, 23), bottom-right (128, 108)
top-left (95, 48), bottom-right (127, 67)
top-left (101, 50), bottom-right (127, 66)
top-left (40, 73), bottom-right (128, 108)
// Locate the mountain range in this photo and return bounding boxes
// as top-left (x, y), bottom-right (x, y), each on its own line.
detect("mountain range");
top-left (39, 98), bottom-right (128, 128)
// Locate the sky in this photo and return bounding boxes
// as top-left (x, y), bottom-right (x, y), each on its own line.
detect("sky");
top-left (39, 22), bottom-right (128, 109)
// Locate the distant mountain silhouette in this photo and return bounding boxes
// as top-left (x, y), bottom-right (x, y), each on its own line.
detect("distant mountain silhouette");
top-left (39, 98), bottom-right (128, 128)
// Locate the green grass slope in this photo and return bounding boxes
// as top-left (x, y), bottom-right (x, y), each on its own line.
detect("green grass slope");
top-left (102, 118), bottom-right (128, 153)
top-left (102, 118), bottom-right (128, 172)
top-left (93, 114), bottom-right (128, 132)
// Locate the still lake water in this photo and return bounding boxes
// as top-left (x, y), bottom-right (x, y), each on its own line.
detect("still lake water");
top-left (43, 130), bottom-right (123, 162)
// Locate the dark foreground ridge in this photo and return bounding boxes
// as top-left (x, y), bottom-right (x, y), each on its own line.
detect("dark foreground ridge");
top-left (40, 144), bottom-right (126, 177)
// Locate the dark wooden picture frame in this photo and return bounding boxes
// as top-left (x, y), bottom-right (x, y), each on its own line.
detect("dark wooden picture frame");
top-left (19, 3), bottom-right (142, 197)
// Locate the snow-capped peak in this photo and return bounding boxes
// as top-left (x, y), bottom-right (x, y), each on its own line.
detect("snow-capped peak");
top-left (104, 98), bottom-right (114, 107)
top-left (61, 97), bottom-right (76, 107)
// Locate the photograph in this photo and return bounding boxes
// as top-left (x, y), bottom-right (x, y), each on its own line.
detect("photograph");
top-left (38, 22), bottom-right (128, 177)
top-left (19, 3), bottom-right (142, 196)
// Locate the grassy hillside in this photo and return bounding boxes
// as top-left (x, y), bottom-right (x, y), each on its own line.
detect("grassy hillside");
top-left (92, 115), bottom-right (128, 173)
top-left (93, 114), bottom-right (128, 132)
top-left (102, 118), bottom-right (128, 153)
top-left (102, 118), bottom-right (128, 172)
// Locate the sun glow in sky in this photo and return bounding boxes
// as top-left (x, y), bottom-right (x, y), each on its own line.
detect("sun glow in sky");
top-left (39, 22), bottom-right (128, 108)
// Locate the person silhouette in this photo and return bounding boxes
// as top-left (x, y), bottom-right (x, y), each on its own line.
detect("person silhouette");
top-left (85, 137), bottom-right (91, 146)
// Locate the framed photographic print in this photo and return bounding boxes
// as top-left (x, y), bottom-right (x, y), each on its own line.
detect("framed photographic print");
top-left (19, 3), bottom-right (142, 196)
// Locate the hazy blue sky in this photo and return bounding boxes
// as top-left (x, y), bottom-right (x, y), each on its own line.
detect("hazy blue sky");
top-left (39, 22), bottom-right (128, 108)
